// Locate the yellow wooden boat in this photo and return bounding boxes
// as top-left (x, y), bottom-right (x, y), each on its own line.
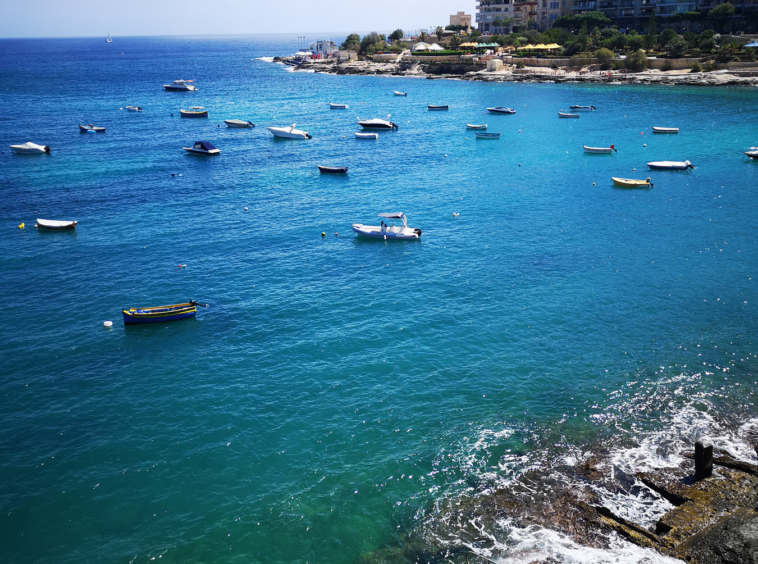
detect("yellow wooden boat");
top-left (612, 177), bottom-right (653, 188)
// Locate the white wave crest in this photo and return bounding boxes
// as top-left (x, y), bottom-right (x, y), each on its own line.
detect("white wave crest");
top-left (256, 56), bottom-right (275, 63)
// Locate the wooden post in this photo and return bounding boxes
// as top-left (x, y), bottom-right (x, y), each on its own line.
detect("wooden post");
top-left (695, 440), bottom-right (713, 481)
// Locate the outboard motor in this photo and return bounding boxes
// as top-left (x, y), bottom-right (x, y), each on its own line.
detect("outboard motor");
top-left (414, 228), bottom-right (422, 237)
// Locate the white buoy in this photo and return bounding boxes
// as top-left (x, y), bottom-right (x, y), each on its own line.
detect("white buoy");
top-left (244, 207), bottom-right (248, 211)
top-left (103, 321), bottom-right (113, 328)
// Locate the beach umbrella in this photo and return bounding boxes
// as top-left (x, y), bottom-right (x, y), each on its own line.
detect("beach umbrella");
top-left (745, 41), bottom-right (758, 48)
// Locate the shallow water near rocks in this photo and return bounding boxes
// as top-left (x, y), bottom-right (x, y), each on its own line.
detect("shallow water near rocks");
top-left (0, 35), bottom-right (757, 564)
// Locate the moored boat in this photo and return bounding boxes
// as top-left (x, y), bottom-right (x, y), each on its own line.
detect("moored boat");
top-left (183, 141), bottom-right (220, 155)
top-left (583, 144), bottom-right (616, 154)
top-left (466, 123), bottom-right (487, 130)
top-left (744, 148), bottom-right (758, 159)
top-left (570, 105), bottom-right (596, 111)
top-left (224, 119), bottom-right (254, 128)
top-left (329, 102), bottom-right (349, 109)
top-left (318, 165), bottom-right (348, 173)
top-left (106, 34), bottom-right (112, 43)
top-left (559, 112), bottom-right (579, 118)
top-left (647, 160), bottom-right (693, 171)
top-left (180, 107), bottom-right (208, 118)
top-left (122, 300), bottom-right (208, 326)
top-left (163, 79), bottom-right (197, 92)
top-left (475, 132), bottom-right (500, 139)
top-left (487, 107), bottom-right (516, 114)
top-left (393, 91), bottom-right (407, 96)
top-left (10, 142), bottom-right (50, 154)
top-left (357, 118), bottom-right (398, 130)
top-left (352, 212), bottom-right (421, 240)
top-left (428, 104), bottom-right (449, 110)
top-left (268, 124), bottom-right (312, 139)
top-left (612, 177), bottom-right (654, 188)
top-left (126, 106), bottom-right (142, 112)
top-left (36, 218), bottom-right (77, 230)
top-left (355, 132), bottom-right (378, 139)
top-left (79, 123), bottom-right (106, 132)
top-left (652, 126), bottom-right (679, 134)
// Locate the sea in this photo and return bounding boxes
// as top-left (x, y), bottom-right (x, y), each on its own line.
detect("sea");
top-left (0, 35), bottom-right (757, 564)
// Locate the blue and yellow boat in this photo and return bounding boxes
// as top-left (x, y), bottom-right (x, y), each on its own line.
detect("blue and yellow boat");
top-left (122, 301), bottom-right (207, 325)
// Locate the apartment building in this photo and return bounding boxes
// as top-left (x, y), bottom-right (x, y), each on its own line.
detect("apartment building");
top-left (477, 0), bottom-right (568, 30)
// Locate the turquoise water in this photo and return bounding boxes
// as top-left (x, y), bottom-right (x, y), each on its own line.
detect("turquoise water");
top-left (1, 36), bottom-right (757, 564)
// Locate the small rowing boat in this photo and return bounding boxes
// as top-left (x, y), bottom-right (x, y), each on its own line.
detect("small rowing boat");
top-left (355, 132), bottom-right (378, 139)
top-left (559, 112), bottom-right (579, 118)
top-left (318, 165), bottom-right (348, 173)
top-left (475, 132), bottom-right (500, 139)
top-left (466, 123), bottom-right (487, 130)
top-left (122, 300), bottom-right (208, 326)
top-left (612, 177), bottom-right (654, 188)
top-left (570, 105), bottom-right (596, 111)
top-left (487, 107), bottom-right (515, 114)
top-left (10, 142), bottom-right (50, 154)
top-left (428, 104), bottom-right (449, 111)
top-left (79, 123), bottom-right (105, 132)
top-left (329, 102), bottom-right (349, 109)
top-left (183, 141), bottom-right (220, 155)
top-left (647, 160), bottom-right (693, 171)
top-left (652, 127), bottom-right (679, 134)
top-left (36, 218), bottom-right (77, 230)
top-left (126, 106), bottom-right (142, 112)
top-left (393, 91), bottom-right (407, 96)
top-left (224, 119), bottom-right (254, 128)
top-left (180, 107), bottom-right (208, 118)
top-left (583, 144), bottom-right (616, 154)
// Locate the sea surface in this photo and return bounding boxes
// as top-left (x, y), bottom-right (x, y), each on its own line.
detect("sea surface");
top-left (0, 35), bottom-right (757, 564)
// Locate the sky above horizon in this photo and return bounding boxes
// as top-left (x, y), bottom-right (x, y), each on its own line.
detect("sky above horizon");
top-left (1, 0), bottom-right (478, 38)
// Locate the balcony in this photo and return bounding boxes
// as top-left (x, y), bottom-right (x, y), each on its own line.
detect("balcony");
top-left (599, 2), bottom-right (617, 7)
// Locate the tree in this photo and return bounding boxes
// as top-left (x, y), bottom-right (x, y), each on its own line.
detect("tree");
top-left (709, 2), bottom-right (735, 32)
top-left (341, 33), bottom-right (361, 51)
top-left (628, 35), bottom-right (644, 51)
top-left (625, 49), bottom-right (648, 71)
top-left (644, 13), bottom-right (657, 50)
top-left (359, 32), bottom-right (385, 55)
top-left (595, 47), bottom-right (615, 69)
top-left (716, 41), bottom-right (740, 62)
top-left (665, 36), bottom-right (688, 57)
top-left (699, 37), bottom-right (716, 52)
top-left (609, 34), bottom-right (628, 51)
top-left (435, 26), bottom-right (445, 39)
top-left (450, 35), bottom-right (462, 50)
top-left (388, 29), bottom-right (404, 42)
top-left (658, 28), bottom-right (678, 47)
top-left (577, 22), bottom-right (590, 52)
top-left (580, 10), bottom-right (611, 28)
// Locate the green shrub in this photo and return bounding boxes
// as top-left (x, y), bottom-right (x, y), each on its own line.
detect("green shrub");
top-left (628, 35), bottom-right (645, 51)
top-left (665, 37), bottom-right (688, 58)
top-left (703, 62), bottom-right (715, 72)
top-left (690, 61), bottom-right (702, 72)
top-left (625, 49), bottom-right (648, 71)
top-left (516, 61), bottom-right (525, 69)
top-left (570, 55), bottom-right (588, 70)
top-left (551, 62), bottom-right (560, 70)
top-left (595, 48), bottom-right (615, 69)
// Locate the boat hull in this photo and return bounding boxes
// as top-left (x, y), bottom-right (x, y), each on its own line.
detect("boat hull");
top-left (612, 177), bottom-right (652, 188)
top-left (183, 148), bottom-right (220, 155)
top-left (318, 166), bottom-right (348, 173)
top-left (36, 219), bottom-right (77, 230)
top-left (559, 113), bottom-right (579, 118)
top-left (355, 133), bottom-right (378, 139)
top-left (570, 106), bottom-right (596, 111)
top-left (352, 225), bottom-right (421, 240)
top-left (647, 161), bottom-right (692, 171)
top-left (357, 121), bottom-right (398, 130)
top-left (329, 104), bottom-right (349, 109)
top-left (475, 133), bottom-right (500, 139)
top-left (122, 304), bottom-right (197, 325)
top-left (428, 105), bottom-right (448, 110)
top-left (745, 151), bottom-right (758, 159)
top-left (11, 143), bottom-right (50, 154)
top-left (487, 108), bottom-right (515, 114)
top-left (268, 127), bottom-right (311, 139)
top-left (466, 124), bottom-right (487, 130)
top-left (652, 127), bottom-right (678, 134)
top-left (583, 146), bottom-right (614, 154)
top-left (224, 120), bottom-right (253, 128)
top-left (79, 125), bottom-right (105, 132)
top-left (180, 110), bottom-right (208, 118)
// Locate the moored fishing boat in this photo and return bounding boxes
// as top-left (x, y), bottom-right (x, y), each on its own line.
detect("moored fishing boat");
top-left (487, 107), bottom-right (515, 114)
top-left (612, 177), bottom-right (654, 188)
top-left (268, 124), bottom-right (312, 139)
top-left (466, 123), bottom-right (487, 130)
top-left (122, 300), bottom-right (208, 326)
top-left (357, 117), bottom-right (398, 130)
top-left (180, 107), bottom-right (208, 118)
top-left (183, 141), bottom-right (220, 155)
top-left (428, 104), bottom-right (449, 111)
top-left (652, 126), bottom-right (679, 134)
top-left (583, 144), bottom-right (616, 154)
top-left (475, 132), bottom-right (500, 139)
top-left (355, 132), bottom-right (378, 139)
top-left (318, 165), bottom-right (348, 173)
top-left (126, 106), bottom-right (142, 112)
top-left (224, 119), bottom-right (254, 128)
top-left (647, 160), bottom-right (694, 171)
top-left (163, 79), bottom-right (197, 91)
top-left (352, 212), bottom-right (421, 240)
top-left (393, 91), bottom-right (407, 96)
top-left (79, 123), bottom-right (106, 132)
top-left (570, 105), bottom-right (597, 111)
top-left (744, 148), bottom-right (758, 159)
top-left (559, 112), bottom-right (579, 118)
top-left (329, 102), bottom-right (349, 109)
top-left (36, 218), bottom-right (77, 230)
top-left (10, 142), bottom-right (50, 154)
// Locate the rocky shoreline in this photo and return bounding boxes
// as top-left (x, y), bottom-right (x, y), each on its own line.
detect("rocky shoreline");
top-left (279, 57), bottom-right (758, 87)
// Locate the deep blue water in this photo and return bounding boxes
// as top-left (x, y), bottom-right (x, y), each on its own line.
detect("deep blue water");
top-left (1, 35), bottom-right (757, 564)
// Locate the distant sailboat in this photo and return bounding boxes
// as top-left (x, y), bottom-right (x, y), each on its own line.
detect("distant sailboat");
top-left (106, 34), bottom-right (112, 43)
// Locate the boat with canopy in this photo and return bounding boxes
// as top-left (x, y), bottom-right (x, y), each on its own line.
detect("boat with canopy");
top-left (357, 117), bottom-right (398, 130)
top-left (183, 141), bottom-right (220, 155)
top-left (122, 300), bottom-right (208, 325)
top-left (163, 80), bottom-right (197, 91)
top-left (352, 212), bottom-right (421, 240)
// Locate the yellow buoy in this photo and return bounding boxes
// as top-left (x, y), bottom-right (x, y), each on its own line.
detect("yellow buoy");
top-left (18, 223), bottom-right (25, 229)
top-left (592, 182), bottom-right (596, 186)
top-left (321, 232), bottom-right (326, 237)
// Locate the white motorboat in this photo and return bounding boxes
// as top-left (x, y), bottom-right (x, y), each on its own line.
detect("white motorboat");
top-left (744, 148), bottom-right (758, 160)
top-left (183, 141), bottom-right (220, 155)
top-left (329, 102), bottom-right (349, 109)
top-left (487, 107), bottom-right (516, 114)
top-left (652, 126), bottom-right (679, 134)
top-left (583, 144), bottom-right (616, 154)
top-left (224, 119), bottom-right (254, 128)
top-left (466, 123), bottom-right (487, 130)
top-left (10, 142), bottom-right (50, 154)
top-left (79, 123), bottom-right (106, 132)
top-left (355, 132), bottom-right (378, 139)
top-left (475, 132), bottom-right (500, 139)
top-left (570, 105), bottom-right (596, 111)
top-left (36, 218), bottom-right (77, 230)
top-left (428, 104), bottom-right (449, 111)
top-left (163, 79), bottom-right (197, 91)
top-left (393, 91), bottom-right (407, 96)
top-left (559, 112), bottom-right (579, 118)
top-left (268, 124), bottom-right (312, 139)
top-left (357, 117), bottom-right (398, 130)
top-left (352, 212), bottom-right (421, 240)
top-left (647, 160), bottom-right (694, 171)
top-left (126, 106), bottom-right (142, 112)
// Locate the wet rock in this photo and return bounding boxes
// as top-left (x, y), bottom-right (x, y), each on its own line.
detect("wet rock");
top-left (676, 508), bottom-right (758, 564)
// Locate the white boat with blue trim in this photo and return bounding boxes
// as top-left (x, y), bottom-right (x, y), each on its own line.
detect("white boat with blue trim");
top-left (352, 212), bottom-right (421, 240)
